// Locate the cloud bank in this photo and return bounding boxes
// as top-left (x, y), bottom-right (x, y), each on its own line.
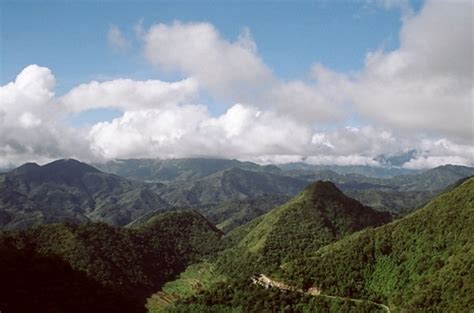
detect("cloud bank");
top-left (1, 0), bottom-right (472, 169)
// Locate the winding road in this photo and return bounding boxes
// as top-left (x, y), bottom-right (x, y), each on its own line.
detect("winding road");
top-left (252, 274), bottom-right (390, 313)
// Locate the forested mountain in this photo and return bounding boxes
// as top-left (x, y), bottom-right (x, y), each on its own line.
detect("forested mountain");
top-left (161, 177), bottom-right (473, 312)
top-left (0, 210), bottom-right (222, 312)
top-left (0, 240), bottom-right (141, 313)
top-left (199, 193), bottom-right (291, 232)
top-left (277, 162), bottom-right (418, 178)
top-left (235, 181), bottom-right (391, 265)
top-left (148, 182), bottom-right (391, 312)
top-left (282, 176), bottom-right (474, 312)
top-left (0, 159), bottom-right (170, 229)
top-left (287, 165), bottom-right (474, 213)
top-left (2, 158), bottom-right (473, 231)
top-left (95, 158), bottom-right (281, 182)
top-left (157, 167), bottom-right (308, 207)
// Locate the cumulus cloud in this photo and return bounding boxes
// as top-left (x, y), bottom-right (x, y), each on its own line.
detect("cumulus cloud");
top-left (61, 77), bottom-right (199, 113)
top-left (144, 22), bottom-right (274, 99)
top-left (1, 0), bottom-right (473, 169)
top-left (0, 65), bottom-right (92, 168)
top-left (88, 103), bottom-right (314, 160)
top-left (345, 0), bottom-right (473, 141)
top-left (142, 21), bottom-right (345, 123)
top-left (1, 66), bottom-right (471, 169)
top-left (107, 25), bottom-right (131, 52)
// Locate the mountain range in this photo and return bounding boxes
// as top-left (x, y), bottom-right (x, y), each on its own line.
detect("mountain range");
top-left (1, 156), bottom-right (472, 312)
top-left (1, 158), bottom-right (473, 231)
top-left (155, 177), bottom-right (474, 312)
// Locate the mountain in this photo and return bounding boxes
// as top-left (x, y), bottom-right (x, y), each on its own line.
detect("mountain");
top-left (0, 159), bottom-right (170, 229)
top-left (95, 158), bottom-right (281, 182)
top-left (283, 177), bottom-right (474, 312)
top-left (285, 165), bottom-right (474, 213)
top-left (235, 181), bottom-right (391, 267)
top-left (157, 167), bottom-right (308, 207)
top-left (150, 181), bottom-right (392, 312)
top-left (1, 210), bottom-right (222, 312)
top-left (374, 149), bottom-right (417, 167)
top-left (278, 162), bottom-right (418, 178)
top-left (0, 240), bottom-right (141, 313)
top-left (199, 193), bottom-right (291, 233)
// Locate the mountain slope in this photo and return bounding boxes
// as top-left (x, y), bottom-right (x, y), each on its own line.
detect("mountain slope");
top-left (152, 182), bottom-right (392, 312)
top-left (158, 167), bottom-right (308, 207)
top-left (1, 210), bottom-right (222, 311)
top-left (96, 158), bottom-right (281, 182)
top-left (284, 177), bottom-right (474, 312)
top-left (237, 181), bottom-right (391, 265)
top-left (286, 165), bottom-right (474, 213)
top-left (0, 240), bottom-right (141, 313)
top-left (0, 159), bottom-right (170, 229)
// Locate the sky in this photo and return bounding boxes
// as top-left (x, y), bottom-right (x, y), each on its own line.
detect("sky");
top-left (0, 0), bottom-right (473, 169)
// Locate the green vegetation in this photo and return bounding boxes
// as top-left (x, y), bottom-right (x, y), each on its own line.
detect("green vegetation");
top-left (95, 158), bottom-right (282, 183)
top-left (164, 181), bottom-right (392, 311)
top-left (146, 262), bottom-right (227, 312)
top-left (200, 194), bottom-right (290, 232)
top-left (157, 167), bottom-right (308, 207)
top-left (0, 159), bottom-right (170, 229)
top-left (235, 181), bottom-right (391, 266)
top-left (0, 239), bottom-right (141, 313)
top-left (1, 210), bottom-right (222, 312)
top-left (284, 177), bottom-right (474, 312)
top-left (167, 280), bottom-right (386, 313)
top-left (287, 164), bottom-right (474, 213)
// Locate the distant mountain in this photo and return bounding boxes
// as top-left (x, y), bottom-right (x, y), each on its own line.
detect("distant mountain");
top-left (158, 167), bottom-right (308, 207)
top-left (284, 177), bottom-right (474, 312)
top-left (198, 193), bottom-right (291, 233)
top-left (0, 159), bottom-right (170, 229)
top-left (95, 158), bottom-right (281, 182)
top-left (278, 162), bottom-right (418, 178)
top-left (285, 165), bottom-right (474, 213)
top-left (374, 149), bottom-right (417, 167)
top-left (1, 210), bottom-right (222, 312)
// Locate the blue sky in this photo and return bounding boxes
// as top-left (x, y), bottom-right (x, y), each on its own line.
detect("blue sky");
top-left (1, 0), bottom-right (472, 169)
top-left (1, 0), bottom-right (420, 93)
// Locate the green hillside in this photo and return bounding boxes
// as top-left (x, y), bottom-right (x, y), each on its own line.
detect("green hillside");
top-left (284, 177), bottom-right (474, 312)
top-left (199, 193), bottom-right (291, 232)
top-left (154, 182), bottom-right (391, 312)
top-left (1, 210), bottom-right (222, 312)
top-left (96, 158), bottom-right (281, 182)
top-left (236, 181), bottom-right (391, 266)
top-left (0, 159), bottom-right (171, 229)
top-left (0, 240), bottom-right (141, 313)
top-left (158, 167), bottom-right (308, 207)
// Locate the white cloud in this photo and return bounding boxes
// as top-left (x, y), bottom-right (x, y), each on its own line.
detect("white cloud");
top-left (1, 1), bottom-right (473, 169)
top-left (107, 25), bottom-right (131, 52)
top-left (88, 103), bottom-right (314, 160)
top-left (142, 21), bottom-right (345, 123)
top-left (61, 77), bottom-right (199, 113)
top-left (0, 65), bottom-right (93, 168)
top-left (144, 22), bottom-right (274, 100)
top-left (347, 0), bottom-right (473, 141)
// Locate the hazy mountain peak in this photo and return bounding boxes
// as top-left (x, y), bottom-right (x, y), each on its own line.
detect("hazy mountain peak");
top-left (42, 158), bottom-right (101, 174)
top-left (300, 180), bottom-right (343, 200)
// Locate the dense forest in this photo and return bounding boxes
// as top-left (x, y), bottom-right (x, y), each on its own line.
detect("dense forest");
top-left (1, 158), bottom-right (473, 312)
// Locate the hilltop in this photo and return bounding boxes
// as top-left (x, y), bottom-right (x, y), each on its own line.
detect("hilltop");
top-left (283, 177), bottom-right (474, 312)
